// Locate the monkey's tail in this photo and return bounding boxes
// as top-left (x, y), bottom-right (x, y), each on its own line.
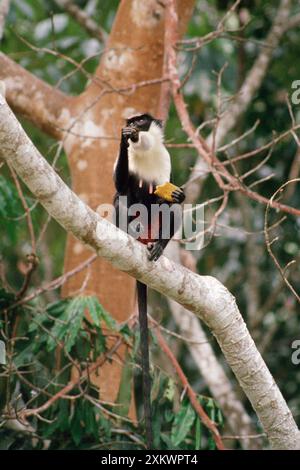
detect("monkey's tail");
top-left (136, 280), bottom-right (153, 449)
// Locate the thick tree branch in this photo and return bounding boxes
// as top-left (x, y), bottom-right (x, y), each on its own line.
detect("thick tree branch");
top-left (0, 52), bottom-right (72, 139)
top-left (1, 89), bottom-right (300, 450)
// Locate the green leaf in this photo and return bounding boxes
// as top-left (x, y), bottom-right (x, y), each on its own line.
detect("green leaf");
top-left (92, 326), bottom-right (106, 360)
top-left (46, 296), bottom-right (86, 352)
top-left (70, 405), bottom-right (84, 446)
top-left (217, 407), bottom-right (224, 427)
top-left (171, 401), bottom-right (195, 447)
top-left (63, 297), bottom-right (87, 352)
top-left (118, 324), bottom-right (133, 343)
top-left (84, 296), bottom-right (116, 330)
top-left (85, 296), bottom-right (101, 326)
top-left (206, 397), bottom-right (216, 422)
top-left (164, 378), bottom-right (175, 402)
top-left (195, 417), bottom-right (202, 450)
top-left (208, 435), bottom-right (216, 450)
top-left (116, 349), bottom-right (133, 417)
top-left (100, 307), bottom-right (117, 330)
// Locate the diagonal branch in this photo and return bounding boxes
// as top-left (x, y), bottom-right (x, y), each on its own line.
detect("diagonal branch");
top-left (0, 52), bottom-right (72, 139)
top-left (0, 86), bottom-right (300, 450)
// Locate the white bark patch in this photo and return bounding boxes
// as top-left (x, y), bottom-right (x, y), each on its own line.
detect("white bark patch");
top-left (100, 139), bottom-right (108, 149)
top-left (59, 108), bottom-right (106, 154)
top-left (73, 242), bottom-right (84, 255)
top-left (4, 76), bottom-right (26, 93)
top-left (100, 108), bottom-right (115, 122)
top-left (103, 46), bottom-right (135, 72)
top-left (131, 0), bottom-right (164, 28)
top-left (122, 107), bottom-right (138, 119)
top-left (77, 159), bottom-right (88, 171)
top-left (81, 121), bottom-right (104, 149)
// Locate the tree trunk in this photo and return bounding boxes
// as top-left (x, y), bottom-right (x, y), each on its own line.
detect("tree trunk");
top-left (60, 0), bottom-right (195, 408)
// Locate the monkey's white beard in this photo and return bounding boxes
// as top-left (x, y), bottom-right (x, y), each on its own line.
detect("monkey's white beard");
top-left (128, 122), bottom-right (171, 184)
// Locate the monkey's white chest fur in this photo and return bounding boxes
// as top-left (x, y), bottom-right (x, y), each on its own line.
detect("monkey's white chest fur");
top-left (128, 122), bottom-right (171, 184)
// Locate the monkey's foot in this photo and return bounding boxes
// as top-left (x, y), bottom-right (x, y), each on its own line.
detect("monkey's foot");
top-left (147, 241), bottom-right (164, 261)
top-left (154, 183), bottom-right (185, 204)
top-left (171, 188), bottom-right (185, 204)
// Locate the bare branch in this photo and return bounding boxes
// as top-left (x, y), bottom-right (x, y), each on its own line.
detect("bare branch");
top-left (188, 0), bottom-right (293, 203)
top-left (264, 179), bottom-right (300, 304)
top-left (210, 0), bottom-right (292, 148)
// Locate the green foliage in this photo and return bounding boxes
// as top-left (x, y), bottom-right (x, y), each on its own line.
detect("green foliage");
top-left (0, 288), bottom-right (223, 449)
top-left (171, 401), bottom-right (195, 447)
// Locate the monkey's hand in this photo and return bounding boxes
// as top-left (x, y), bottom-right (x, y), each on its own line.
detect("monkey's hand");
top-left (122, 126), bottom-right (139, 147)
top-left (154, 182), bottom-right (185, 204)
top-left (147, 241), bottom-right (164, 262)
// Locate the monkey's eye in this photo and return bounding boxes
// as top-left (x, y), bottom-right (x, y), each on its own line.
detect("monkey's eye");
top-left (138, 119), bottom-right (145, 125)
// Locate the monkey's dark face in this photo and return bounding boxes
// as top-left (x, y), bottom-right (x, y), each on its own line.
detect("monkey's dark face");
top-left (126, 113), bottom-right (163, 132)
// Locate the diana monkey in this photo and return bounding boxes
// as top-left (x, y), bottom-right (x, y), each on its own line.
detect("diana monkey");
top-left (113, 113), bottom-right (185, 449)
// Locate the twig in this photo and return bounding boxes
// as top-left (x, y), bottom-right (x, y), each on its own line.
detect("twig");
top-left (9, 254), bottom-right (97, 309)
top-left (264, 179), bottom-right (300, 303)
top-left (53, 0), bottom-right (107, 42)
top-left (15, 253), bottom-right (39, 300)
top-left (155, 326), bottom-right (225, 450)
top-left (165, 0), bottom-right (300, 218)
top-left (18, 338), bottom-right (123, 420)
